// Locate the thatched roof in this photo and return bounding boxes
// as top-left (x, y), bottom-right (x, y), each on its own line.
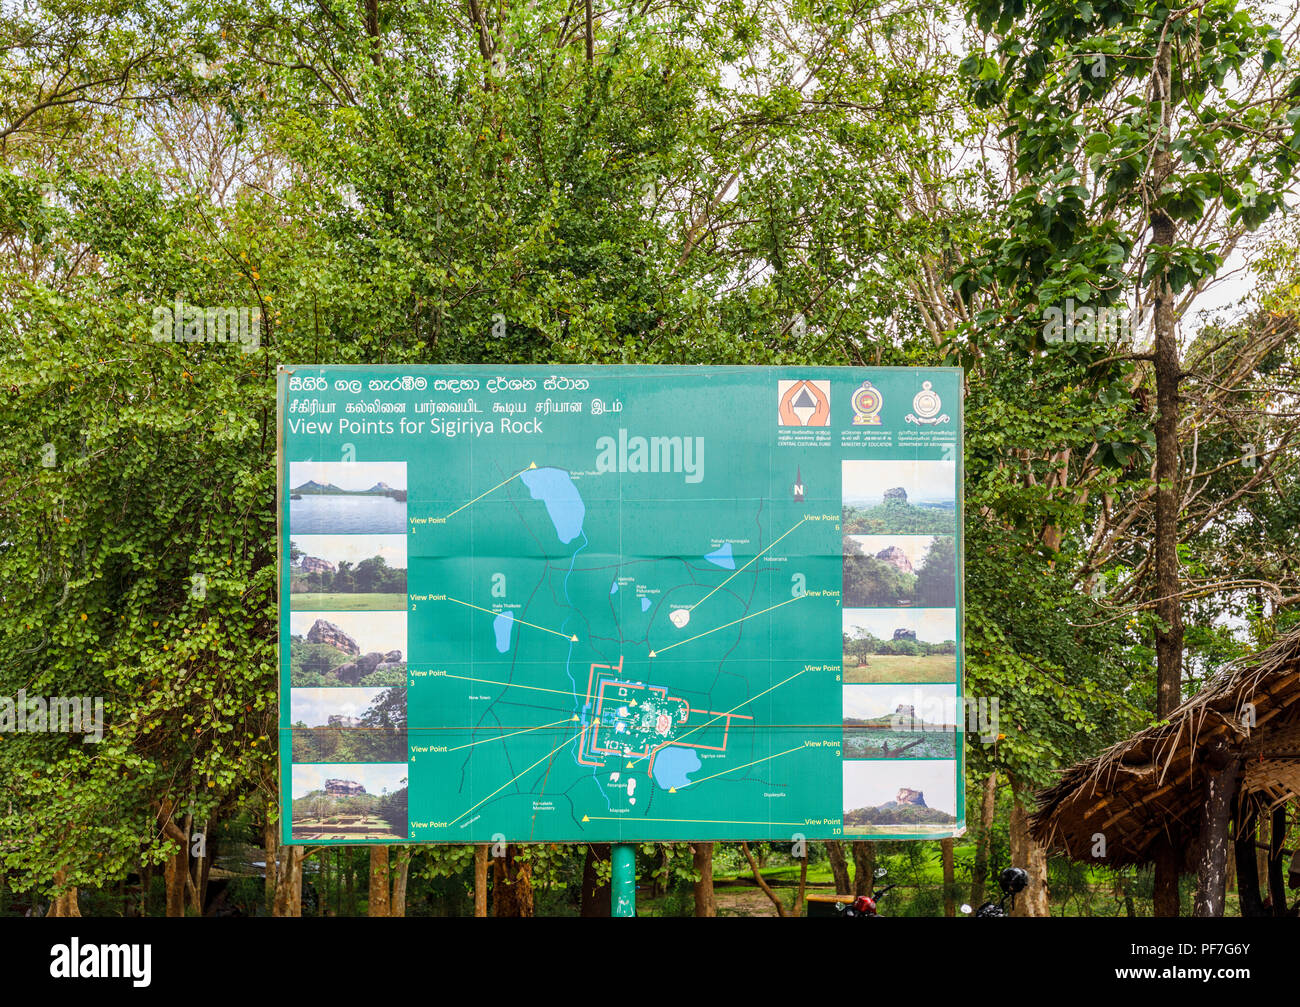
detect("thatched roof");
top-left (1032, 626), bottom-right (1300, 868)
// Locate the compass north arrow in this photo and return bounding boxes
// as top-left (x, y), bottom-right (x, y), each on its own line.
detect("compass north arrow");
top-left (688, 516), bottom-right (808, 612)
top-left (649, 594), bottom-right (804, 657)
top-left (444, 596), bottom-right (580, 642)
top-left (442, 462), bottom-right (537, 519)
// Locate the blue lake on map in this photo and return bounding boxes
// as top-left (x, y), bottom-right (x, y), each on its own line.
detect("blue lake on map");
top-left (290, 495), bottom-right (406, 534)
top-left (640, 598), bottom-right (651, 612)
top-left (492, 611), bottom-right (515, 653)
top-left (704, 542), bottom-right (735, 569)
top-left (520, 467), bottom-right (585, 543)
top-left (651, 746), bottom-right (702, 790)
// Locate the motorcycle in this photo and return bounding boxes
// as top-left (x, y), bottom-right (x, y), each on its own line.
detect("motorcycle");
top-left (835, 866), bottom-right (895, 917)
top-left (961, 866), bottom-right (1028, 918)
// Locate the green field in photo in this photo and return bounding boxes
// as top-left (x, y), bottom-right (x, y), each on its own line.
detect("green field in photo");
top-left (843, 653), bottom-right (957, 683)
top-left (290, 592), bottom-right (406, 611)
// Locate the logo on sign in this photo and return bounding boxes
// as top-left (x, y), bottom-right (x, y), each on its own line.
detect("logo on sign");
top-left (905, 381), bottom-right (949, 426)
top-left (851, 381), bottom-right (883, 425)
top-left (778, 380), bottom-right (831, 426)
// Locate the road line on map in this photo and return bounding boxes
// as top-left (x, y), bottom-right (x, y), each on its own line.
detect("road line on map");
top-left (582, 815), bottom-right (806, 826)
top-left (441, 672), bottom-right (576, 697)
top-left (444, 596), bottom-right (580, 641)
top-left (673, 743), bottom-right (808, 789)
top-left (688, 516), bottom-right (808, 612)
top-left (444, 716), bottom-right (579, 752)
top-left (650, 594), bottom-right (804, 656)
top-left (450, 731), bottom-right (582, 825)
top-left (625, 667), bottom-right (810, 767)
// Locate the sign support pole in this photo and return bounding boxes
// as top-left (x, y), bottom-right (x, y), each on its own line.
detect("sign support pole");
top-left (611, 843), bottom-right (636, 916)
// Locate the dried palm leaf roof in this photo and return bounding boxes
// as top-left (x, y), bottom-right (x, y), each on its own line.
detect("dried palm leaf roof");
top-left (1032, 626), bottom-right (1300, 869)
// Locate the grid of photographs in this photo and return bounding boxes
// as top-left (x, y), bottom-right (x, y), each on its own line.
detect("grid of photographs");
top-left (841, 458), bottom-right (959, 836)
top-left (286, 461), bottom-right (409, 842)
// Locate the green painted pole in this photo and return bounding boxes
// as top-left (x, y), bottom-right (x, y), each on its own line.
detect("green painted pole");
top-left (612, 843), bottom-right (636, 916)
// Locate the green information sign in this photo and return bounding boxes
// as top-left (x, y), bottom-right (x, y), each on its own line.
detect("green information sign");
top-left (278, 365), bottom-right (964, 844)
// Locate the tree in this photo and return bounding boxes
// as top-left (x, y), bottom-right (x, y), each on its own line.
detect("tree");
top-left (955, 0), bottom-right (1300, 913)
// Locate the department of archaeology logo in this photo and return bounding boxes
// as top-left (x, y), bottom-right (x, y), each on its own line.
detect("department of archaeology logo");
top-left (905, 381), bottom-right (949, 426)
top-left (778, 379), bottom-right (831, 426)
top-left (851, 380), bottom-right (883, 425)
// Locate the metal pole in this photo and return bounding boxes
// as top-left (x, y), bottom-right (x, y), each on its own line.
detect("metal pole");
top-left (611, 843), bottom-right (636, 916)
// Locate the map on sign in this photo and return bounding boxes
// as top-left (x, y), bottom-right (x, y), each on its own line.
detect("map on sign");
top-left (278, 366), bottom-right (964, 844)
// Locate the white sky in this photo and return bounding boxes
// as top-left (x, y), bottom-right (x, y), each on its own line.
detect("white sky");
top-left (843, 683), bottom-right (956, 721)
top-left (843, 460), bottom-right (955, 504)
top-left (843, 607), bottom-right (956, 642)
top-left (289, 461), bottom-right (406, 493)
top-left (291, 534), bottom-right (407, 566)
top-left (290, 687), bottom-right (390, 726)
top-left (843, 759), bottom-right (956, 816)
top-left (846, 535), bottom-right (937, 569)
top-left (290, 610), bottom-right (407, 655)
top-left (291, 762), bottom-right (408, 799)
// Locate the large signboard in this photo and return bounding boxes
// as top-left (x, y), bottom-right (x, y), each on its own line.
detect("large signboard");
top-left (278, 365), bottom-right (964, 844)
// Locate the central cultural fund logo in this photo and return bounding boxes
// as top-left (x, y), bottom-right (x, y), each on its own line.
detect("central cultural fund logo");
top-left (851, 380), bottom-right (883, 425)
top-left (778, 379), bottom-right (831, 426)
top-left (905, 380), bottom-right (950, 426)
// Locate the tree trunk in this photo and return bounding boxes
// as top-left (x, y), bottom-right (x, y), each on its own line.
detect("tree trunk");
top-left (346, 848), bottom-right (357, 915)
top-left (825, 840), bottom-right (851, 895)
top-left (46, 869), bottom-right (81, 917)
top-left (1193, 750), bottom-right (1241, 917)
top-left (1268, 805), bottom-right (1288, 917)
top-left (273, 845), bottom-right (303, 917)
top-left (196, 825), bottom-right (214, 915)
top-left (1153, 839), bottom-right (1182, 917)
top-left (793, 851), bottom-right (809, 918)
top-left (970, 769), bottom-right (998, 907)
top-left (369, 846), bottom-right (391, 917)
top-left (851, 841), bottom-right (875, 896)
top-left (1008, 776), bottom-right (1049, 916)
top-left (1234, 808), bottom-right (1266, 917)
top-left (164, 840), bottom-right (188, 917)
top-left (492, 844), bottom-right (534, 917)
top-left (473, 844), bottom-right (489, 917)
top-left (392, 847), bottom-right (412, 917)
top-left (1149, 32), bottom-right (1186, 920)
top-left (158, 800), bottom-right (190, 917)
top-left (263, 815), bottom-right (278, 916)
top-left (580, 844), bottom-right (611, 917)
top-left (692, 842), bottom-right (716, 917)
top-left (940, 838), bottom-right (956, 917)
top-left (740, 841), bottom-right (786, 917)
top-left (139, 864), bottom-right (151, 917)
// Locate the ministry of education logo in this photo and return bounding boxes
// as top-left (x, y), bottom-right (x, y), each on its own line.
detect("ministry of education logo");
top-left (851, 380), bottom-right (883, 425)
top-left (905, 380), bottom-right (949, 425)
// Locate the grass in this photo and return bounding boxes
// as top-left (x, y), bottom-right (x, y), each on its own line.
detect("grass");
top-left (843, 653), bottom-right (957, 683)
top-left (291, 592), bottom-right (406, 611)
top-left (843, 823), bottom-right (956, 836)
